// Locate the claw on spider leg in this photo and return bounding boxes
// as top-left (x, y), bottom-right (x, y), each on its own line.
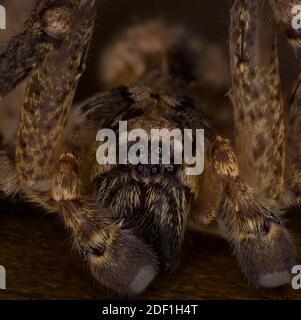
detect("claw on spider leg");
top-left (264, 210), bottom-right (281, 225)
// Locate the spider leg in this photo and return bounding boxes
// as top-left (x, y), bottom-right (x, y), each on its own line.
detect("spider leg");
top-left (283, 75), bottom-right (301, 207)
top-left (15, 0), bottom-right (96, 192)
top-left (268, 1), bottom-right (301, 207)
top-left (53, 152), bottom-right (158, 296)
top-left (0, 151), bottom-right (19, 196)
top-left (227, 1), bottom-right (295, 287)
top-left (0, 0), bottom-right (94, 97)
top-left (212, 136), bottom-right (295, 288)
top-left (230, 0), bottom-right (285, 211)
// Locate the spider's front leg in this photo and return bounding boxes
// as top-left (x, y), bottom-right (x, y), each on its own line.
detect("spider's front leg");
top-left (15, 1), bottom-right (158, 295)
top-left (53, 152), bottom-right (158, 296)
top-left (230, 0), bottom-right (285, 209)
top-left (15, 0), bottom-right (96, 191)
top-left (268, 0), bottom-right (301, 207)
top-left (212, 137), bottom-right (295, 288)
top-left (0, 0), bottom-right (92, 97)
top-left (219, 0), bottom-right (296, 287)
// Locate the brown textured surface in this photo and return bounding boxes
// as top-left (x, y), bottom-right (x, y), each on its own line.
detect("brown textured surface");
top-left (0, 198), bottom-right (300, 300)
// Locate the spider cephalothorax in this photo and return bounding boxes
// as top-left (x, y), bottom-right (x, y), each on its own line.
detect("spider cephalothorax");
top-left (0, 0), bottom-right (300, 296)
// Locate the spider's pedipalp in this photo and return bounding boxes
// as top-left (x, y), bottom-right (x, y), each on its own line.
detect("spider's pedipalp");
top-left (59, 198), bottom-right (158, 296)
top-left (87, 226), bottom-right (159, 296)
top-left (52, 151), bottom-right (158, 296)
top-left (0, 0), bottom-right (86, 98)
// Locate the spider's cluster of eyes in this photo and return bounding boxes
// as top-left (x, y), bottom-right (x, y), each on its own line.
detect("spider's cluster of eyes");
top-left (115, 145), bottom-right (178, 176)
top-left (122, 162), bottom-right (178, 176)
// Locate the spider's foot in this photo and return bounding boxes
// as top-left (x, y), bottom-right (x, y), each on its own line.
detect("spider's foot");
top-left (218, 178), bottom-right (295, 288)
top-left (60, 199), bottom-right (158, 296)
top-left (84, 229), bottom-right (158, 296)
top-left (233, 223), bottom-right (295, 288)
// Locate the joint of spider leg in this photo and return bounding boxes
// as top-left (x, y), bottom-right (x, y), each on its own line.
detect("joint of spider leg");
top-left (264, 209), bottom-right (281, 225)
top-left (212, 137), bottom-right (239, 180)
top-left (41, 6), bottom-right (75, 43)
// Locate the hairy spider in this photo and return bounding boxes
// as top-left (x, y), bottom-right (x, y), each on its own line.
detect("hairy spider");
top-left (0, 0), bottom-right (300, 296)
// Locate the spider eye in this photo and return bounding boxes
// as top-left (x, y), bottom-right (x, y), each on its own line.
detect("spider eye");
top-left (151, 165), bottom-right (160, 174)
top-left (136, 164), bottom-right (145, 172)
top-left (166, 165), bottom-right (175, 173)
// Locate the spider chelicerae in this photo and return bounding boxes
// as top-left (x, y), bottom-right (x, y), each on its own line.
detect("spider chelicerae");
top-left (0, 0), bottom-right (300, 296)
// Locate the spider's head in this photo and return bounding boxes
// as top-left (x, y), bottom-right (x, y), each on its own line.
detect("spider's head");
top-left (74, 84), bottom-right (213, 294)
top-left (91, 90), bottom-right (207, 268)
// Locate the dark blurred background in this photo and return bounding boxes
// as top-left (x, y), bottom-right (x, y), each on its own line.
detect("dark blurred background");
top-left (0, 0), bottom-right (300, 300)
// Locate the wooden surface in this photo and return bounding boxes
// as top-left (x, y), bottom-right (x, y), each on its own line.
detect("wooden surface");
top-left (0, 198), bottom-right (300, 300)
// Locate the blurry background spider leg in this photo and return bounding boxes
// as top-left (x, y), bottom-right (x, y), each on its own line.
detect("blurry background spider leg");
top-left (230, 0), bottom-right (285, 212)
top-left (212, 136), bottom-right (295, 288)
top-left (269, 0), bottom-right (301, 207)
top-left (52, 152), bottom-right (158, 296)
top-left (0, 0), bottom-right (93, 98)
top-left (15, 0), bottom-right (96, 194)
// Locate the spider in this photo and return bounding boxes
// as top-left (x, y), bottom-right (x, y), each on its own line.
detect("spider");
top-left (0, 0), bottom-right (300, 296)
